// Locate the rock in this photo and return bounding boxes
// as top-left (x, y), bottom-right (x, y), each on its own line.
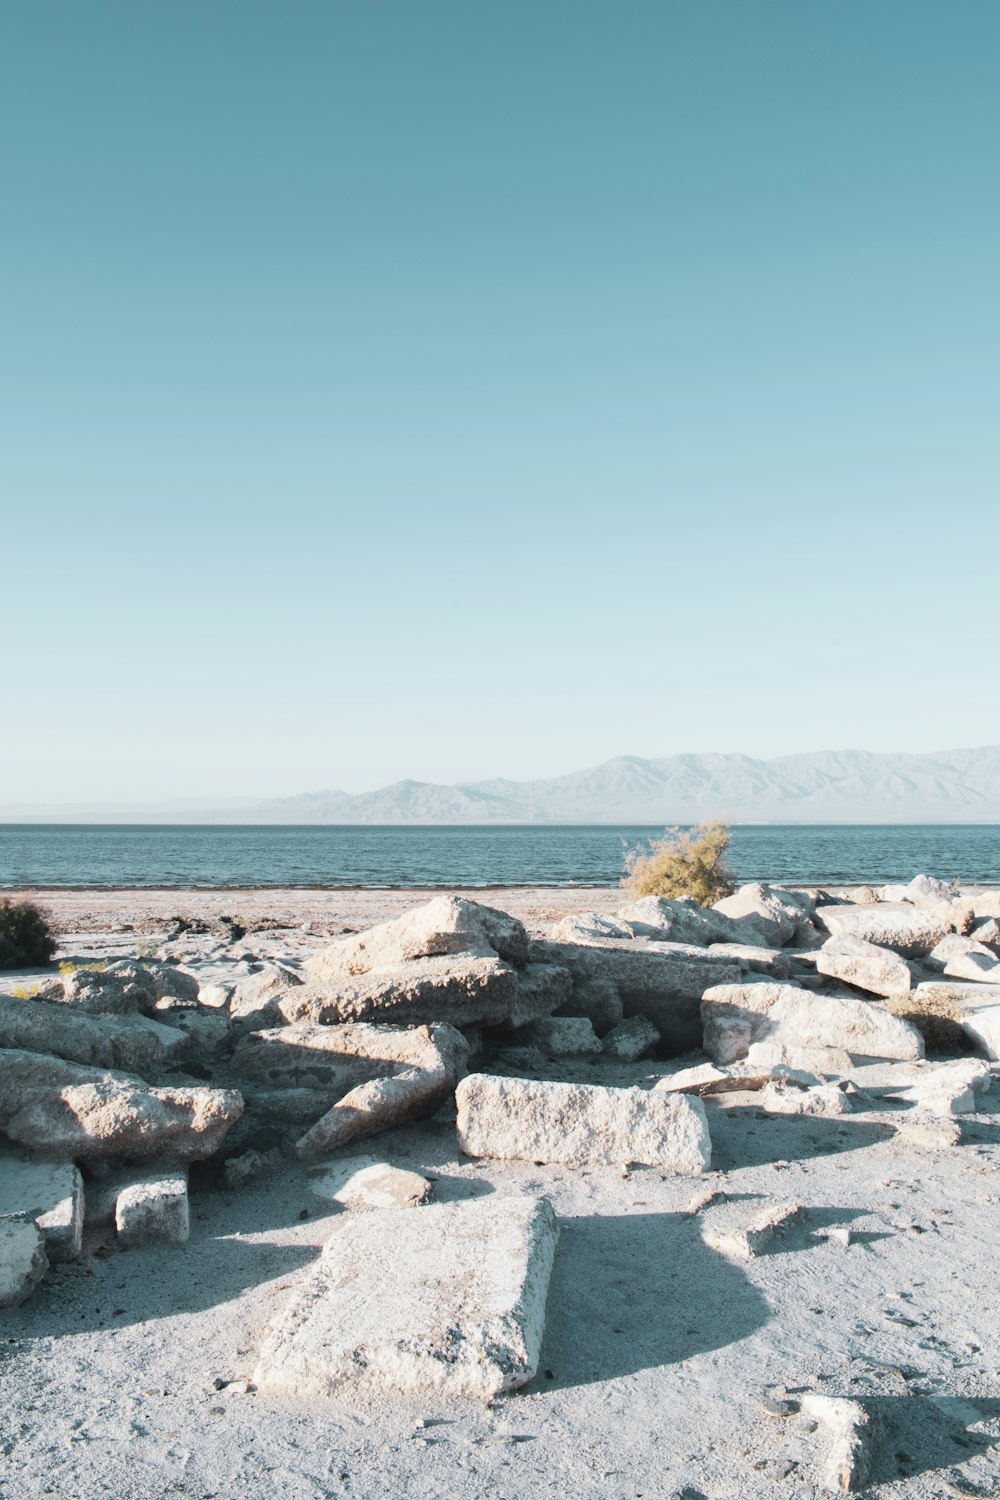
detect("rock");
top-left (308, 896), bottom-right (530, 981)
top-left (253, 1194), bottom-right (558, 1399)
top-left (970, 917), bottom-right (1000, 948)
top-left (142, 963), bottom-right (201, 1005)
top-left (0, 1153), bottom-right (83, 1261)
top-left (550, 912), bottom-right (635, 944)
top-left (160, 1008), bottom-right (230, 1056)
top-left (0, 993), bottom-right (189, 1073)
top-left (240, 1087), bottom-right (344, 1126)
top-left (898, 873), bottom-right (957, 907)
top-left (0, 1050), bottom-right (243, 1160)
top-left (800, 1393), bottom-right (872, 1493)
top-left (279, 955), bottom-right (520, 1029)
top-left (891, 1059), bottom-right (992, 1117)
top-left (758, 1081), bottom-right (852, 1116)
top-left (197, 982), bottom-right (234, 1010)
top-left (601, 1016), bottom-right (660, 1062)
top-left (962, 1005), bottom-right (1000, 1060)
top-left (927, 933), bottom-right (1000, 983)
top-left (288, 1025), bottom-right (469, 1159)
top-left (894, 1116), bottom-right (962, 1149)
top-left (0, 1218), bottom-right (48, 1308)
top-left (530, 938), bottom-right (741, 1053)
top-left (707, 943), bottom-right (792, 978)
top-left (814, 903), bottom-right (952, 958)
top-left (509, 962), bottom-right (573, 1026)
top-left (229, 963), bottom-right (304, 1025)
top-left (654, 1063), bottom-right (734, 1095)
top-left (816, 935), bottom-right (912, 998)
top-left (711, 884), bottom-right (802, 946)
top-left (530, 1016), bottom-right (601, 1057)
top-left (702, 1200), bottom-right (803, 1259)
top-left (745, 1041), bottom-right (853, 1076)
top-left (455, 1073), bottom-right (711, 1172)
top-left (116, 1172), bottom-right (189, 1246)
top-left (60, 960), bottom-right (160, 1015)
top-left (308, 1156), bottom-right (433, 1210)
top-left (701, 982), bottom-right (924, 1064)
top-left (555, 976), bottom-right (623, 1034)
top-left (233, 1020), bottom-right (465, 1089)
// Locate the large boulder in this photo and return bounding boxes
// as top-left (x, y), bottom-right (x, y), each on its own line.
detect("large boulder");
top-left (614, 895), bottom-right (775, 947)
top-left (455, 1073), bottom-right (711, 1172)
top-left (711, 884), bottom-right (804, 947)
top-left (232, 1021), bottom-right (467, 1092)
top-left (814, 902), bottom-right (953, 958)
top-left (815, 935), bottom-right (912, 998)
top-left (282, 1024), bottom-right (469, 1158)
top-left (278, 955), bottom-right (520, 1029)
top-left (0, 1219), bottom-right (48, 1309)
top-left (60, 960), bottom-right (160, 1015)
top-left (701, 982), bottom-right (924, 1064)
top-left (530, 938), bottom-right (740, 1053)
top-left (926, 934), bottom-right (1000, 983)
top-left (307, 896), bottom-right (529, 982)
top-left (0, 1050), bottom-right (243, 1161)
top-left (0, 993), bottom-right (188, 1073)
top-left (253, 1194), bottom-right (558, 1399)
top-left (0, 1153), bottom-right (84, 1262)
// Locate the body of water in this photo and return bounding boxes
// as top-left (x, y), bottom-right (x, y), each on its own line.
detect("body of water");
top-left (0, 823), bottom-right (998, 888)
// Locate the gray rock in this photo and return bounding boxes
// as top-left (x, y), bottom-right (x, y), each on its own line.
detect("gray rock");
top-left (308, 1156), bottom-right (433, 1210)
top-left (60, 960), bottom-right (160, 1015)
top-left (279, 955), bottom-right (519, 1029)
top-left (0, 1153), bottom-right (83, 1261)
top-left (814, 902), bottom-right (953, 957)
top-left (0, 993), bottom-right (188, 1073)
top-left (0, 1050), bottom-right (243, 1161)
top-left (703, 1200), bottom-right (803, 1259)
top-left (555, 975), bottom-right (623, 1034)
top-left (701, 982), bottom-right (924, 1064)
top-left (0, 1218), bottom-right (48, 1308)
top-left (530, 1016), bottom-right (601, 1057)
top-left (307, 896), bottom-right (529, 983)
top-left (816, 934), bottom-right (912, 998)
top-left (229, 963), bottom-right (304, 1026)
top-left (455, 1073), bottom-right (711, 1172)
top-left (508, 962), bottom-right (573, 1026)
top-left (711, 884), bottom-right (802, 946)
top-left (253, 1194), bottom-right (558, 1399)
top-left (601, 1016), bottom-right (660, 1062)
top-left (927, 933), bottom-right (1000, 983)
top-left (706, 942), bottom-right (792, 978)
top-left (116, 1172), bottom-right (189, 1246)
top-left (800, 1393), bottom-right (872, 1493)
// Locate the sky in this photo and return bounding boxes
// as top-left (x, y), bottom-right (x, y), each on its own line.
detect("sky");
top-left (2, 2), bottom-right (999, 804)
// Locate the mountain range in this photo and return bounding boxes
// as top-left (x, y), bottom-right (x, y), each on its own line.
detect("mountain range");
top-left (6, 747), bottom-right (1000, 823)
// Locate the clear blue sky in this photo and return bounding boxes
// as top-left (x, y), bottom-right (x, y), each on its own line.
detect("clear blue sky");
top-left (3, 2), bottom-right (998, 803)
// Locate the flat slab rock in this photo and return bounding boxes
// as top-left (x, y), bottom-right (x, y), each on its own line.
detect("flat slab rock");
top-left (0, 1218), bottom-right (48, 1309)
top-left (253, 1194), bottom-right (558, 1400)
top-left (455, 1073), bottom-right (711, 1173)
top-left (308, 1157), bottom-right (433, 1210)
top-left (0, 1153), bottom-right (83, 1262)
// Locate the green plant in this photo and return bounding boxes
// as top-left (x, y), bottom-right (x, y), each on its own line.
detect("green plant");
top-left (622, 819), bottom-right (736, 904)
top-left (0, 899), bottom-right (57, 969)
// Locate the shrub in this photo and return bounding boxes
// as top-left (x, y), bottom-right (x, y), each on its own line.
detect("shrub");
top-left (0, 899), bottom-right (57, 969)
top-left (622, 819), bottom-right (736, 905)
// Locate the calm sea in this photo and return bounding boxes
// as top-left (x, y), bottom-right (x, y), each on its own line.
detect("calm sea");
top-left (0, 824), bottom-right (998, 889)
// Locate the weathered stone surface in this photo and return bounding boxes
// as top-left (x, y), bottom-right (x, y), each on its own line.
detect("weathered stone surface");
top-left (816, 935), bottom-right (912, 998)
top-left (970, 917), bottom-right (1000, 948)
top-left (229, 963), bottom-right (304, 1025)
top-left (60, 960), bottom-right (160, 1015)
top-left (232, 1021), bottom-right (465, 1090)
top-left (701, 983), bottom-right (924, 1064)
top-left (116, 1172), bottom-right (189, 1246)
top-left (142, 963), bottom-right (201, 1005)
top-left (253, 1194), bottom-right (558, 1399)
top-left (745, 1040), bottom-right (853, 1076)
top-left (530, 1016), bottom-right (601, 1057)
top-left (0, 1153), bottom-right (83, 1261)
top-left (554, 976), bottom-right (623, 1034)
top-left (455, 1073), bottom-right (711, 1172)
top-left (0, 1050), bottom-right (243, 1160)
top-left (158, 1008), bottom-right (230, 1055)
top-left (815, 902), bottom-right (952, 957)
top-left (758, 1081), bottom-right (852, 1116)
top-left (530, 938), bottom-right (740, 1053)
top-left (198, 982), bottom-right (235, 1010)
top-left (962, 1005), bottom-right (1000, 1060)
top-left (883, 873), bottom-right (956, 908)
top-left (653, 1062), bottom-right (734, 1095)
top-left (712, 884), bottom-right (803, 947)
top-left (279, 955), bottom-right (519, 1029)
top-left (308, 1156), bottom-right (433, 1211)
top-left (550, 912), bottom-right (635, 944)
top-left (616, 894), bottom-right (778, 947)
top-left (891, 1059), bottom-right (992, 1117)
top-left (927, 933), bottom-right (1000, 983)
top-left (703, 1200), bottom-right (802, 1259)
top-left (601, 1016), bottom-right (660, 1061)
top-left (800, 1393), bottom-right (872, 1493)
top-left (287, 1025), bottom-right (469, 1159)
top-left (308, 896), bottom-right (529, 983)
top-left (0, 1218), bottom-right (48, 1309)
top-left (706, 943), bottom-right (792, 978)
top-left (0, 993), bottom-right (188, 1073)
top-left (508, 962), bottom-right (572, 1027)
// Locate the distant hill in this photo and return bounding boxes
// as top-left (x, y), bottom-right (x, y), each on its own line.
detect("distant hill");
top-left (6, 747), bottom-right (1000, 823)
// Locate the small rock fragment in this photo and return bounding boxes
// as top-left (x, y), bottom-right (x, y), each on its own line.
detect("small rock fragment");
top-left (309, 1157), bottom-right (433, 1211)
top-left (703, 1200), bottom-right (803, 1259)
top-left (116, 1173), bottom-right (190, 1247)
top-left (0, 1218), bottom-right (48, 1307)
top-left (800, 1393), bottom-right (872, 1493)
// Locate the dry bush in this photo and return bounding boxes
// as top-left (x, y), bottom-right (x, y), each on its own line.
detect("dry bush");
top-left (623, 820), bottom-right (736, 904)
top-left (885, 991), bottom-right (974, 1054)
top-left (0, 898), bottom-right (57, 969)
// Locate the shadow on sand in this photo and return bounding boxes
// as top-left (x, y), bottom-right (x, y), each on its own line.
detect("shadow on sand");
top-left (536, 1210), bottom-right (771, 1392)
